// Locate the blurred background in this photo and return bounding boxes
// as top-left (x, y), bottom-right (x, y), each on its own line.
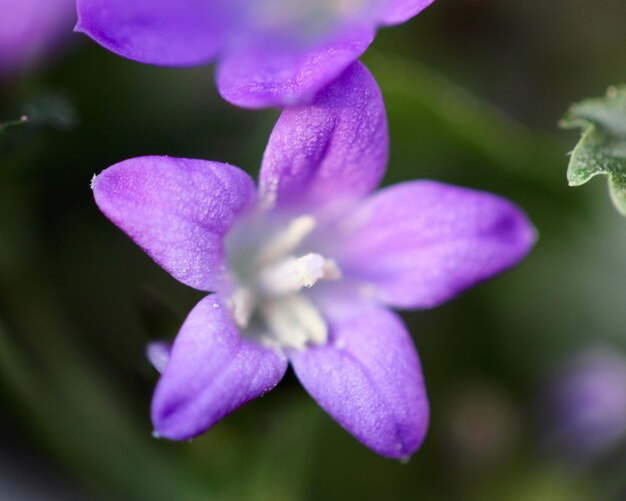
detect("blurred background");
top-left (1, 0), bottom-right (625, 499)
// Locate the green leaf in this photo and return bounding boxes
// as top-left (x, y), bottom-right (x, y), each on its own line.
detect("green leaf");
top-left (562, 85), bottom-right (626, 214)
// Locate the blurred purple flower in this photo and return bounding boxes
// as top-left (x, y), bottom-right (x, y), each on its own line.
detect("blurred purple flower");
top-left (92, 63), bottom-right (535, 459)
top-left (0, 0), bottom-right (76, 77)
top-left (146, 341), bottom-right (171, 375)
top-left (75, 0), bottom-right (435, 108)
top-left (543, 346), bottom-right (626, 464)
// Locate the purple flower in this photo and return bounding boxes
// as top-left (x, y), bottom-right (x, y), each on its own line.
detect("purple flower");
top-left (543, 346), bottom-right (626, 464)
top-left (0, 0), bottom-right (76, 77)
top-left (92, 63), bottom-right (535, 459)
top-left (75, 0), bottom-right (435, 108)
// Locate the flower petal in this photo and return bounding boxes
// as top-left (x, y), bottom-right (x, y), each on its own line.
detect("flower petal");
top-left (92, 156), bottom-right (256, 291)
top-left (75, 0), bottom-right (230, 66)
top-left (152, 296), bottom-right (288, 440)
top-left (378, 0), bottom-right (436, 25)
top-left (146, 341), bottom-right (170, 374)
top-left (0, 0), bottom-right (75, 77)
top-left (289, 293), bottom-right (428, 459)
top-left (258, 61), bottom-right (388, 211)
top-left (336, 181), bottom-right (536, 309)
top-left (216, 28), bottom-right (374, 109)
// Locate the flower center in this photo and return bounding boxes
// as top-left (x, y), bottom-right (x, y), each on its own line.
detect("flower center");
top-left (225, 214), bottom-right (341, 351)
top-left (242, 0), bottom-right (382, 47)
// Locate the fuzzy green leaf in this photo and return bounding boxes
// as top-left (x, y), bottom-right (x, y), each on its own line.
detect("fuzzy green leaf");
top-left (562, 85), bottom-right (626, 214)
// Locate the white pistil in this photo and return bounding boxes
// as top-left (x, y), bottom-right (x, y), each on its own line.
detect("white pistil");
top-left (258, 253), bottom-right (340, 296)
top-left (281, 294), bottom-right (328, 345)
top-left (261, 300), bottom-right (308, 350)
top-left (254, 215), bottom-right (316, 266)
top-left (261, 294), bottom-right (328, 350)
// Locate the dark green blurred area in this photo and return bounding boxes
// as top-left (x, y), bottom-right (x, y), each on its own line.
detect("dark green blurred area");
top-left (1, 0), bottom-right (625, 499)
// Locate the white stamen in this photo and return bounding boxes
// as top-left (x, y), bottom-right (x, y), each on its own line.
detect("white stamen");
top-left (227, 287), bottom-right (256, 328)
top-left (261, 300), bottom-right (309, 350)
top-left (282, 294), bottom-right (328, 345)
top-left (261, 294), bottom-right (328, 350)
top-left (258, 253), bottom-right (339, 296)
top-left (254, 215), bottom-right (316, 266)
top-left (226, 212), bottom-right (341, 351)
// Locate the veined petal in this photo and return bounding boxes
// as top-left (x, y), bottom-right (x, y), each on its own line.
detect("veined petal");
top-left (289, 293), bottom-right (428, 459)
top-left (378, 0), bottom-right (436, 25)
top-left (75, 0), bottom-right (231, 66)
top-left (216, 29), bottom-right (374, 109)
top-left (152, 296), bottom-right (288, 440)
top-left (258, 61), bottom-right (388, 210)
top-left (336, 181), bottom-right (536, 309)
top-left (93, 156), bottom-right (256, 291)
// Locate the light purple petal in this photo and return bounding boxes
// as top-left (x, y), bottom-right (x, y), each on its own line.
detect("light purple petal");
top-left (258, 62), bottom-right (388, 211)
top-left (216, 28), bottom-right (374, 109)
top-left (146, 341), bottom-right (170, 374)
top-left (289, 293), bottom-right (428, 459)
top-left (76, 0), bottom-right (231, 66)
top-left (152, 296), bottom-right (288, 440)
top-left (0, 0), bottom-right (75, 76)
top-left (335, 181), bottom-right (536, 309)
top-left (92, 156), bottom-right (256, 291)
top-left (378, 0), bottom-right (436, 25)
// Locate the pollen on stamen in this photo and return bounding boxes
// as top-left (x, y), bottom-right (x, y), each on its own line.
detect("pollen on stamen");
top-left (258, 253), bottom-right (335, 296)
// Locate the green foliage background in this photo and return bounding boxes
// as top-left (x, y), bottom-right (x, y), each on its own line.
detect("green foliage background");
top-left (1, 0), bottom-right (625, 499)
